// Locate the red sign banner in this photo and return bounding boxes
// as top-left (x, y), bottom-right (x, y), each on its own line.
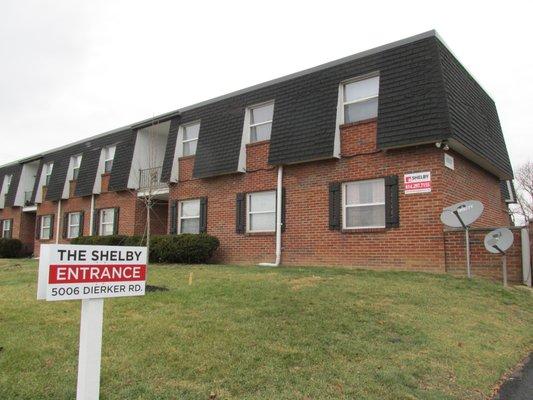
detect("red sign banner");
top-left (48, 264), bottom-right (146, 284)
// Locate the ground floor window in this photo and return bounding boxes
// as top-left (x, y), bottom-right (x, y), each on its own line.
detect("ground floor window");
top-left (41, 215), bottom-right (52, 240)
top-left (2, 219), bottom-right (12, 238)
top-left (247, 190), bottom-right (276, 232)
top-left (99, 208), bottom-right (115, 236)
top-left (342, 178), bottom-right (385, 229)
top-left (67, 212), bottom-right (81, 239)
top-left (179, 199), bottom-right (200, 233)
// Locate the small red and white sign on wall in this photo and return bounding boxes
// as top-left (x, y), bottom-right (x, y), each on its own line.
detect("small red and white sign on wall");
top-left (404, 171), bottom-right (431, 194)
top-left (37, 244), bottom-right (147, 301)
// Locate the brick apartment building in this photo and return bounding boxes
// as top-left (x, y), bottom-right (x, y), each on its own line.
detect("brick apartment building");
top-left (0, 30), bottom-right (520, 275)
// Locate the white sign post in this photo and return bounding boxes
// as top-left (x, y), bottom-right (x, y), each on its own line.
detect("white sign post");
top-left (37, 244), bottom-right (147, 400)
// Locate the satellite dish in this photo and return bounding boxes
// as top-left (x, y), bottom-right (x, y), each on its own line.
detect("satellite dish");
top-left (440, 200), bottom-right (484, 228)
top-left (484, 228), bottom-right (514, 254)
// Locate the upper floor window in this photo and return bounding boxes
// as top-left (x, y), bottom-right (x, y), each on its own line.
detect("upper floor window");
top-left (2, 219), bottom-right (12, 239)
top-left (72, 154), bottom-right (82, 180)
top-left (103, 146), bottom-right (116, 174)
top-left (249, 102), bottom-right (274, 143)
top-left (178, 199), bottom-right (200, 234)
top-left (247, 190), bottom-right (276, 233)
top-left (5, 174), bottom-right (12, 193)
top-left (182, 122), bottom-right (200, 157)
top-left (342, 75), bottom-right (379, 124)
top-left (45, 162), bottom-right (54, 186)
top-left (342, 178), bottom-right (385, 229)
top-left (67, 212), bottom-right (81, 239)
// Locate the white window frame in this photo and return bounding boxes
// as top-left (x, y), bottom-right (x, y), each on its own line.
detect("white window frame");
top-left (99, 208), bottom-right (115, 236)
top-left (248, 101), bottom-right (274, 143)
top-left (5, 174), bottom-right (12, 193)
top-left (246, 190), bottom-right (276, 233)
top-left (341, 74), bottom-right (380, 125)
top-left (72, 154), bottom-right (82, 180)
top-left (182, 122), bottom-right (200, 157)
top-left (342, 178), bottom-right (386, 230)
top-left (2, 219), bottom-right (11, 238)
top-left (41, 215), bottom-right (52, 240)
top-left (178, 199), bottom-right (201, 234)
top-left (103, 146), bottom-right (116, 174)
top-left (45, 162), bottom-right (54, 186)
top-left (67, 212), bottom-right (81, 239)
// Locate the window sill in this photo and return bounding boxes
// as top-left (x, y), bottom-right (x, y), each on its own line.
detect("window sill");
top-left (341, 227), bottom-right (387, 234)
top-left (339, 117), bottom-right (377, 129)
top-left (178, 155), bottom-right (196, 161)
top-left (246, 140), bottom-right (270, 148)
top-left (245, 231), bottom-right (276, 237)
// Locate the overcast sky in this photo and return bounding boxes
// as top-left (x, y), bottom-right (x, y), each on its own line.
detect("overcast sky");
top-left (1, 1), bottom-right (531, 170)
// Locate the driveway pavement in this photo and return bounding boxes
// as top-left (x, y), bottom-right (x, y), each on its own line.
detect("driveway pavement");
top-left (493, 354), bottom-right (533, 400)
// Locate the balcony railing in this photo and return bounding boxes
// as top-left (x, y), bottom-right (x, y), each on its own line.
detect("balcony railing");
top-left (139, 166), bottom-right (166, 191)
top-left (24, 191), bottom-right (34, 206)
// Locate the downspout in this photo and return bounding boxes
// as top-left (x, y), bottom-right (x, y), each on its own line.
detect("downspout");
top-left (259, 165), bottom-right (283, 267)
top-left (89, 195), bottom-right (95, 235)
top-left (55, 200), bottom-right (61, 244)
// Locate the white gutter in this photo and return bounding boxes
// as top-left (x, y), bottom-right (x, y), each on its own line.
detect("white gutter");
top-left (89, 195), bottom-right (95, 235)
top-left (55, 200), bottom-right (61, 244)
top-left (259, 165), bottom-right (283, 267)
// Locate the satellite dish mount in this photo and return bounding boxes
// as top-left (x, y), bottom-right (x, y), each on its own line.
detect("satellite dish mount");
top-left (440, 200), bottom-right (484, 279)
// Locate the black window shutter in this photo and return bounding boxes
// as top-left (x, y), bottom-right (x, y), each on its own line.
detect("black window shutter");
top-left (385, 175), bottom-right (399, 228)
top-left (36, 216), bottom-right (41, 239)
top-left (79, 211), bottom-right (85, 237)
top-left (113, 208), bottom-right (120, 235)
top-left (50, 214), bottom-right (55, 239)
top-left (9, 219), bottom-right (13, 238)
top-left (236, 193), bottom-right (246, 234)
top-left (280, 188), bottom-right (286, 232)
top-left (93, 209), bottom-right (100, 236)
top-left (62, 213), bottom-right (69, 239)
top-left (199, 197), bottom-right (207, 233)
top-left (169, 201), bottom-right (177, 235)
top-left (329, 182), bottom-right (341, 230)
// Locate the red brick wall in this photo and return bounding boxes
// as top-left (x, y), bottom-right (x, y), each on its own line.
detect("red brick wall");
top-left (444, 228), bottom-right (524, 283)
top-left (0, 206), bottom-right (36, 254)
top-left (442, 150), bottom-right (510, 227)
top-left (167, 120), bottom-right (512, 272)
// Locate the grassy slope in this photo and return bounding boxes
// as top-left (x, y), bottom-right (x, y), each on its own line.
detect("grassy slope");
top-left (0, 259), bottom-right (532, 400)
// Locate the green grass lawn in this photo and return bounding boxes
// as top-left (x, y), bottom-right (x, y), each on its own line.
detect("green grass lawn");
top-left (0, 259), bottom-right (532, 400)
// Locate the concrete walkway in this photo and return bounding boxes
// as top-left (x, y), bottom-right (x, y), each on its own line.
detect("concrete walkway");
top-left (493, 354), bottom-right (533, 400)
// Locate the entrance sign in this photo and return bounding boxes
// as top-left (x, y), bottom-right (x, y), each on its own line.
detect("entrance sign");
top-left (38, 245), bottom-right (147, 301)
top-left (484, 228), bottom-right (514, 287)
top-left (37, 244), bottom-right (147, 400)
top-left (404, 171), bottom-right (431, 194)
top-left (440, 200), bottom-right (484, 279)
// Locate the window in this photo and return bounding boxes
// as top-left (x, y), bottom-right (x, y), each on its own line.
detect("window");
top-left (67, 212), bottom-right (81, 239)
top-left (103, 146), bottom-right (116, 174)
top-left (343, 178), bottom-right (385, 229)
top-left (45, 162), bottom-right (54, 186)
top-left (2, 220), bottom-right (11, 238)
top-left (99, 208), bottom-right (115, 236)
top-left (182, 122), bottom-right (200, 157)
top-left (5, 175), bottom-right (12, 193)
top-left (249, 102), bottom-right (274, 143)
top-left (247, 190), bottom-right (276, 232)
top-left (72, 154), bottom-right (82, 180)
top-left (178, 199), bottom-right (200, 233)
top-left (41, 215), bottom-right (52, 240)
top-left (342, 75), bottom-right (379, 124)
